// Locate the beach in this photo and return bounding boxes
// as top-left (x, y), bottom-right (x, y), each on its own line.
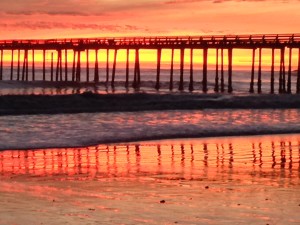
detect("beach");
top-left (1, 135), bottom-right (299, 225)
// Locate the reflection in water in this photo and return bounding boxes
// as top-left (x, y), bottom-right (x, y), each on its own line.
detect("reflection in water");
top-left (0, 135), bottom-right (299, 186)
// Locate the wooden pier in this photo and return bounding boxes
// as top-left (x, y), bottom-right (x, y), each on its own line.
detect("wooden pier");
top-left (0, 34), bottom-right (300, 93)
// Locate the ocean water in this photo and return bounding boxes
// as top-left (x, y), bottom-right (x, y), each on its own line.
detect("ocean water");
top-left (1, 109), bottom-right (300, 150)
top-left (1, 67), bottom-right (300, 224)
top-left (0, 65), bottom-right (300, 149)
top-left (0, 66), bottom-right (298, 95)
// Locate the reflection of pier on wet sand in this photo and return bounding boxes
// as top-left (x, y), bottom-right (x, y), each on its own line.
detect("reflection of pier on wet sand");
top-left (0, 135), bottom-right (300, 225)
top-left (1, 135), bottom-right (299, 182)
top-left (0, 34), bottom-right (300, 93)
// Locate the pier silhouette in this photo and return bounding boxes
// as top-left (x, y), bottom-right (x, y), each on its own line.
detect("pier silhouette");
top-left (0, 34), bottom-right (300, 93)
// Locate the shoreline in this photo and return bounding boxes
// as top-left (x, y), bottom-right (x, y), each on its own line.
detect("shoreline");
top-left (1, 92), bottom-right (300, 116)
top-left (2, 131), bottom-right (300, 151)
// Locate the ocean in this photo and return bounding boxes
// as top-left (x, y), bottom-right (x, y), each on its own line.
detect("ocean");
top-left (0, 66), bottom-right (300, 150)
top-left (0, 67), bottom-right (300, 224)
top-left (0, 66), bottom-right (298, 95)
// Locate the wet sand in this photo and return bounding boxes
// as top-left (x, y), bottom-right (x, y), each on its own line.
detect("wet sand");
top-left (1, 134), bottom-right (300, 225)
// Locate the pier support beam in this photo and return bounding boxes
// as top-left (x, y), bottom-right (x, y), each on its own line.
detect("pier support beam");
top-left (94, 49), bottom-right (99, 82)
top-left (179, 48), bottom-right (185, 91)
top-left (51, 52), bottom-right (54, 82)
top-left (76, 50), bottom-right (81, 82)
top-left (125, 49), bottom-right (129, 88)
top-left (257, 48), bottom-right (262, 93)
top-left (10, 50), bottom-right (14, 80)
top-left (189, 48), bottom-right (194, 91)
top-left (249, 48), bottom-right (255, 93)
top-left (155, 48), bottom-right (162, 90)
top-left (279, 48), bottom-right (286, 93)
top-left (106, 49), bottom-right (109, 84)
top-left (133, 49), bottom-right (140, 88)
top-left (270, 48), bottom-right (275, 94)
top-left (22, 49), bottom-right (29, 81)
top-left (86, 50), bottom-right (90, 82)
top-left (214, 48), bottom-right (219, 92)
top-left (297, 49), bottom-right (300, 93)
top-left (170, 48), bottom-right (174, 91)
top-left (203, 48), bottom-right (208, 93)
top-left (221, 48), bottom-right (225, 92)
top-left (65, 50), bottom-right (68, 81)
top-left (111, 49), bottom-right (118, 88)
top-left (228, 48), bottom-right (233, 93)
top-left (56, 50), bottom-right (62, 82)
top-left (72, 51), bottom-right (76, 82)
top-left (0, 50), bottom-right (3, 80)
top-left (287, 48), bottom-right (292, 93)
top-left (42, 50), bottom-right (46, 81)
top-left (32, 50), bottom-right (35, 81)
top-left (17, 50), bottom-right (20, 81)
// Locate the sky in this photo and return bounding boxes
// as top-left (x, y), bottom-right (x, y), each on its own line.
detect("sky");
top-left (0, 0), bottom-right (300, 39)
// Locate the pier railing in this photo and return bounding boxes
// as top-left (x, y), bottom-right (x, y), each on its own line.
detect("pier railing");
top-left (0, 34), bottom-right (300, 93)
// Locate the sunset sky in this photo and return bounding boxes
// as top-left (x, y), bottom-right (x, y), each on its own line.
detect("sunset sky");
top-left (0, 0), bottom-right (300, 39)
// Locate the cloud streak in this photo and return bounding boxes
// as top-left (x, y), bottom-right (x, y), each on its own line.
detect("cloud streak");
top-left (0, 21), bottom-right (147, 32)
top-left (0, 0), bottom-right (161, 17)
top-left (165, 0), bottom-right (294, 4)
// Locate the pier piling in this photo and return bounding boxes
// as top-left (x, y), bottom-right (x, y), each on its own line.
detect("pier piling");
top-left (228, 48), bottom-right (233, 93)
top-left (22, 50), bottom-right (28, 81)
top-left (17, 50), bottom-right (20, 81)
top-left (189, 48), bottom-right (194, 91)
top-left (297, 49), bottom-right (300, 93)
top-left (287, 48), bottom-right (292, 93)
top-left (221, 48), bottom-right (225, 92)
top-left (42, 50), bottom-right (46, 81)
top-left (126, 49), bottom-right (129, 88)
top-left (65, 50), bottom-right (68, 81)
top-left (170, 48), bottom-right (174, 90)
top-left (111, 49), bottom-right (118, 88)
top-left (94, 49), bottom-right (99, 82)
top-left (250, 48), bottom-right (255, 93)
top-left (72, 51), bottom-right (76, 82)
top-left (86, 50), bottom-right (90, 82)
top-left (51, 52), bottom-right (54, 82)
top-left (203, 48), bottom-right (208, 93)
top-left (155, 48), bottom-right (162, 90)
top-left (133, 49), bottom-right (140, 88)
top-left (106, 49), bottom-right (109, 84)
top-left (179, 48), bottom-right (184, 91)
top-left (214, 48), bottom-right (219, 92)
top-left (56, 50), bottom-right (62, 82)
top-left (257, 48), bottom-right (262, 93)
top-left (271, 48), bottom-right (275, 94)
top-left (0, 50), bottom-right (3, 80)
top-left (32, 50), bottom-right (35, 81)
top-left (76, 51), bottom-right (81, 82)
top-left (10, 50), bottom-right (14, 80)
top-left (279, 48), bottom-right (286, 93)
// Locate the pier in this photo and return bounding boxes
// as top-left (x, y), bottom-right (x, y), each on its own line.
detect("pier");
top-left (0, 34), bottom-right (300, 93)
